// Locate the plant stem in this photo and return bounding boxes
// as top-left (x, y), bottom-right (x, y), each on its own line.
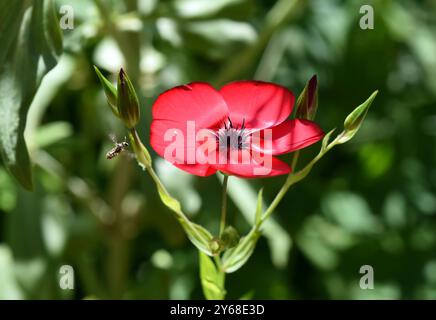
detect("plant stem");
top-left (128, 128), bottom-right (209, 246)
top-left (291, 150), bottom-right (300, 171)
top-left (219, 174), bottom-right (229, 237)
top-left (260, 140), bottom-right (337, 225)
top-left (259, 182), bottom-right (291, 226)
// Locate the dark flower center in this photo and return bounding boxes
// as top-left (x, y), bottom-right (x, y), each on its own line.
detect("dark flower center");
top-left (217, 117), bottom-right (249, 151)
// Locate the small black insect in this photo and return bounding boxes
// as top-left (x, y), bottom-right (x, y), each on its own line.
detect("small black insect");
top-left (106, 134), bottom-right (129, 160)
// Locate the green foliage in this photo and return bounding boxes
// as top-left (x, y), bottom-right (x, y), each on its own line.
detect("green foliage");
top-left (0, 0), bottom-right (62, 190)
top-left (1, 0), bottom-right (436, 300)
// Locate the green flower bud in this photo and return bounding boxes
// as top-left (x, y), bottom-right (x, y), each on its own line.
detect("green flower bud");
top-left (220, 226), bottom-right (240, 249)
top-left (336, 90), bottom-right (378, 144)
top-left (117, 68), bottom-right (140, 129)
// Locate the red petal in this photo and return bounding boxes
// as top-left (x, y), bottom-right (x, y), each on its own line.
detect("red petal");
top-left (252, 119), bottom-right (324, 155)
top-left (150, 119), bottom-right (217, 175)
top-left (152, 82), bottom-right (229, 129)
top-left (150, 119), bottom-right (187, 162)
top-left (220, 81), bottom-right (294, 130)
top-left (174, 163), bottom-right (217, 177)
top-left (213, 149), bottom-right (291, 178)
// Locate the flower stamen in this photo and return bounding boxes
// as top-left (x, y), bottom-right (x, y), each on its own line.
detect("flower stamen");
top-left (217, 117), bottom-right (249, 152)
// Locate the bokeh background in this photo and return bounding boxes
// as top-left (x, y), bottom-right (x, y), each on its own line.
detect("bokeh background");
top-left (1, 0), bottom-right (436, 299)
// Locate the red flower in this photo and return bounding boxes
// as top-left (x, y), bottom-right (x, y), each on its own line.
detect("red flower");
top-left (150, 81), bottom-right (324, 178)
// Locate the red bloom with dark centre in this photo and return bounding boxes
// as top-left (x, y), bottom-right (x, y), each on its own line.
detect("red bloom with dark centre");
top-left (150, 81), bottom-right (325, 178)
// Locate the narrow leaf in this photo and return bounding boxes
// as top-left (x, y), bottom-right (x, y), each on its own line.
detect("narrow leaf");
top-left (155, 180), bottom-right (213, 255)
top-left (199, 252), bottom-right (225, 300)
top-left (322, 128), bottom-right (337, 152)
top-left (94, 66), bottom-right (118, 116)
top-left (180, 221), bottom-right (214, 256)
top-left (222, 229), bottom-right (261, 273)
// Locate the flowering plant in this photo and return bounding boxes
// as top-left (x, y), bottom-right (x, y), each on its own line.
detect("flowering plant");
top-left (95, 67), bottom-right (377, 299)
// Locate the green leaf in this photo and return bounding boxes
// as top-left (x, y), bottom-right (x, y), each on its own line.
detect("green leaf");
top-left (322, 128), bottom-right (337, 152)
top-left (156, 182), bottom-right (182, 213)
top-left (93, 66), bottom-right (118, 116)
top-left (222, 229), bottom-right (261, 273)
top-left (155, 179), bottom-right (214, 255)
top-left (0, 0), bottom-right (63, 190)
top-left (336, 91), bottom-right (378, 144)
top-left (35, 122), bottom-right (73, 148)
top-left (181, 220), bottom-right (214, 256)
top-left (199, 251), bottom-right (225, 300)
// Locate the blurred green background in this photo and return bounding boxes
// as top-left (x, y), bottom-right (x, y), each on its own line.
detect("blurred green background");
top-left (1, 0), bottom-right (436, 299)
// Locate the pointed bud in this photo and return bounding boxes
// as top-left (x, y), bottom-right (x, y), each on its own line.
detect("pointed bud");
top-left (94, 66), bottom-right (118, 116)
top-left (117, 68), bottom-right (140, 129)
top-left (296, 75), bottom-right (318, 120)
top-left (336, 90), bottom-right (378, 144)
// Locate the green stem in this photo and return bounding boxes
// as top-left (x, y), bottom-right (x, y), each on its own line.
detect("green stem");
top-left (259, 181), bottom-right (291, 226)
top-left (260, 141), bottom-right (337, 225)
top-left (219, 174), bottom-right (229, 237)
top-left (128, 128), bottom-right (208, 246)
top-left (291, 150), bottom-right (300, 171)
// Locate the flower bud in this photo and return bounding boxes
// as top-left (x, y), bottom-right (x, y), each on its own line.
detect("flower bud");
top-left (117, 68), bottom-right (140, 129)
top-left (296, 75), bottom-right (318, 120)
top-left (209, 238), bottom-right (223, 255)
top-left (336, 90), bottom-right (378, 144)
top-left (220, 226), bottom-right (240, 249)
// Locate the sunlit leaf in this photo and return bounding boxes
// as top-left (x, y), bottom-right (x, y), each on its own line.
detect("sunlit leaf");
top-left (181, 221), bottom-right (214, 256)
top-left (199, 252), bottom-right (225, 300)
top-left (0, 0), bottom-right (63, 190)
top-left (222, 229), bottom-right (261, 273)
top-left (93, 65), bottom-right (118, 115)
